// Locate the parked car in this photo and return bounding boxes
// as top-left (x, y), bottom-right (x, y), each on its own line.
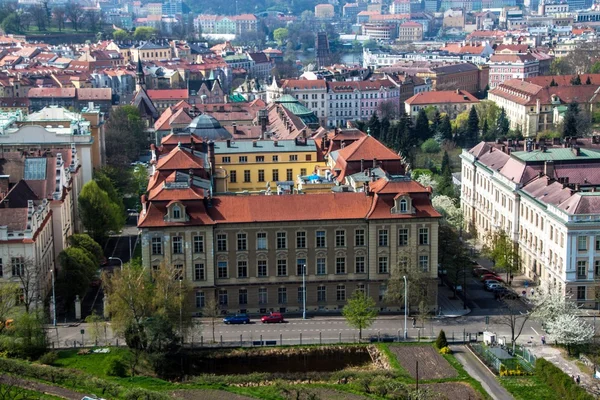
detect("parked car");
top-left (480, 274), bottom-right (503, 282)
top-left (473, 268), bottom-right (495, 277)
top-left (223, 314), bottom-right (250, 324)
top-left (482, 279), bottom-right (502, 287)
top-left (261, 312), bottom-right (284, 323)
top-left (493, 287), bottom-right (518, 299)
top-left (485, 282), bottom-right (503, 291)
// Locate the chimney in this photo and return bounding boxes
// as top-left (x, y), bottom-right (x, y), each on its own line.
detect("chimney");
top-left (208, 141), bottom-right (215, 177)
top-left (232, 122), bottom-right (237, 135)
top-left (141, 195), bottom-right (147, 215)
top-left (274, 140), bottom-right (278, 147)
top-left (372, 157), bottom-right (377, 168)
top-left (226, 139), bottom-right (231, 148)
top-left (572, 146), bottom-right (581, 156)
top-left (252, 140), bottom-right (257, 147)
top-left (544, 161), bottom-right (554, 178)
top-left (360, 158), bottom-right (364, 172)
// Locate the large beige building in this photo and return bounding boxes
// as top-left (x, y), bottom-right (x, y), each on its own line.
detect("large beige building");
top-left (139, 143), bottom-right (440, 315)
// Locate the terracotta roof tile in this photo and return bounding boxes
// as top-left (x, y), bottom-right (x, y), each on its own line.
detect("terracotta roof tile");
top-left (405, 90), bottom-right (479, 105)
top-left (335, 135), bottom-right (400, 162)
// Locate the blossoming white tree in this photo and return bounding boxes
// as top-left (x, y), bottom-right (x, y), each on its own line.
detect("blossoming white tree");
top-left (546, 314), bottom-right (594, 355)
top-left (432, 195), bottom-right (463, 230)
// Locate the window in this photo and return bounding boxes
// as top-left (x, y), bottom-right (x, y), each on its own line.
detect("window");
top-left (296, 259), bottom-right (306, 275)
top-left (195, 291), bottom-right (205, 308)
top-left (296, 231), bottom-right (306, 248)
top-left (11, 257), bottom-right (24, 277)
top-left (578, 261), bottom-right (587, 279)
top-left (355, 256), bottom-right (365, 273)
top-left (257, 260), bottom-right (267, 277)
top-left (290, 154), bottom-right (298, 161)
top-left (238, 261), bottom-right (248, 278)
top-left (596, 236), bottom-right (600, 251)
top-left (277, 259), bottom-right (287, 276)
top-left (398, 228), bottom-right (409, 246)
top-left (217, 261), bottom-right (228, 278)
top-left (257, 232), bottom-right (267, 250)
top-left (335, 230), bottom-right (346, 247)
top-left (258, 169), bottom-right (265, 182)
top-left (244, 170), bottom-right (251, 182)
top-left (239, 156), bottom-right (248, 163)
top-left (277, 232), bottom-right (287, 249)
top-left (336, 257), bottom-right (346, 274)
top-left (336, 285), bottom-right (346, 301)
top-left (355, 229), bottom-right (365, 246)
top-left (419, 255), bottom-right (429, 272)
top-left (400, 199), bottom-right (407, 212)
top-left (172, 205), bottom-right (181, 219)
top-left (193, 235), bottom-right (204, 253)
top-left (239, 289), bottom-right (248, 305)
top-left (217, 234), bottom-right (227, 252)
top-left (579, 236), bottom-right (588, 251)
top-left (316, 230), bottom-right (326, 247)
top-left (0, 258), bottom-right (2, 277)
top-left (378, 229), bottom-right (388, 247)
top-left (272, 169), bottom-right (279, 181)
top-left (194, 263), bottom-right (205, 281)
top-left (151, 237), bottom-right (162, 255)
top-left (317, 285), bottom-right (326, 302)
top-left (256, 155), bottom-right (264, 162)
top-left (577, 286), bottom-right (586, 301)
top-left (300, 168), bottom-right (307, 176)
top-left (172, 236), bottom-right (183, 254)
top-left (419, 228), bottom-right (429, 245)
top-left (218, 289), bottom-right (228, 305)
top-left (278, 287), bottom-right (287, 304)
top-left (222, 156), bottom-right (231, 163)
top-left (272, 155), bottom-right (279, 162)
top-left (237, 233), bottom-right (247, 251)
top-left (316, 258), bottom-right (326, 275)
top-left (230, 170), bottom-right (237, 183)
top-left (258, 288), bottom-right (268, 304)
top-left (378, 256), bottom-right (389, 274)
top-left (286, 169), bottom-right (293, 181)
top-left (297, 286), bottom-right (306, 303)
top-left (305, 155), bottom-right (312, 161)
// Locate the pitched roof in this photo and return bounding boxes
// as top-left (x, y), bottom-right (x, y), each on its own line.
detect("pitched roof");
top-left (28, 88), bottom-right (76, 98)
top-left (155, 145), bottom-right (205, 171)
top-left (405, 90), bottom-right (479, 105)
top-left (336, 134), bottom-right (401, 162)
top-left (147, 89), bottom-right (188, 100)
top-left (525, 74), bottom-right (600, 87)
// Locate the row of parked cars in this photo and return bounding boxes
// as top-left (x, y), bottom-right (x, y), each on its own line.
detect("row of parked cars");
top-left (472, 266), bottom-right (518, 299)
top-left (223, 312), bottom-right (285, 324)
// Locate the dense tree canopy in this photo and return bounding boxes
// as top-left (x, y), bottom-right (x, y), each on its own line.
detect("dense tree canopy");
top-left (104, 106), bottom-right (147, 166)
top-left (78, 180), bottom-right (124, 245)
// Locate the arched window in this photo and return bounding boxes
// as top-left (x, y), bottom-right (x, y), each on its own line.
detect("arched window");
top-left (400, 199), bottom-right (408, 213)
top-left (172, 205), bottom-right (181, 219)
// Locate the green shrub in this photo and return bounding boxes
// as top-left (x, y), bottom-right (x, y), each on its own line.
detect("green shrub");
top-left (106, 357), bottom-right (128, 377)
top-left (534, 358), bottom-right (594, 400)
top-left (436, 330), bottom-right (448, 349)
top-left (39, 352), bottom-right (58, 366)
top-left (123, 387), bottom-right (170, 400)
top-left (438, 346), bottom-right (452, 355)
top-left (421, 138), bottom-right (441, 154)
top-left (411, 169), bottom-right (433, 180)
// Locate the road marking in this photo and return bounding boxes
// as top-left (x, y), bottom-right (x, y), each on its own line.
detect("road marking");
top-left (531, 327), bottom-right (539, 335)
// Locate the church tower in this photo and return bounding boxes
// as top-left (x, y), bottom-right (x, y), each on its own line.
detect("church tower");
top-left (136, 57), bottom-right (145, 92)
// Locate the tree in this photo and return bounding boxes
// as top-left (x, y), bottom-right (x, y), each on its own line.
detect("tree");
top-left (94, 169), bottom-right (126, 222)
top-left (85, 311), bottom-right (107, 345)
top-left (438, 225), bottom-right (470, 299)
top-left (495, 107), bottom-right (510, 138)
top-left (104, 106), bottom-right (147, 166)
top-left (64, 1), bottom-right (84, 31)
top-left (377, 100), bottom-right (397, 120)
top-left (570, 74), bottom-right (582, 85)
top-left (29, 4), bottom-right (46, 31)
top-left (432, 196), bottom-right (463, 230)
top-left (13, 258), bottom-right (43, 313)
top-left (414, 109), bottom-right (431, 143)
top-left (562, 102), bottom-right (579, 138)
top-left (52, 7), bottom-right (65, 32)
top-left (415, 173), bottom-right (438, 194)
top-left (3, 312), bottom-right (48, 359)
top-left (67, 234), bottom-right (103, 264)
top-left (202, 296), bottom-right (221, 343)
top-left (366, 112), bottom-right (380, 139)
top-left (1, 14), bottom-right (21, 34)
top-left (56, 247), bottom-right (97, 306)
top-left (420, 138), bottom-right (440, 154)
top-left (475, 100), bottom-right (501, 129)
top-left (437, 151), bottom-right (455, 198)
top-left (78, 181), bottom-right (124, 245)
top-left (436, 330), bottom-right (448, 349)
top-left (482, 230), bottom-right (519, 284)
top-left (342, 290), bottom-right (378, 340)
top-left (0, 283), bottom-right (19, 334)
top-left (436, 114), bottom-right (452, 142)
top-left (464, 106), bottom-right (479, 146)
top-left (546, 314), bottom-right (594, 355)
top-left (113, 29), bottom-right (130, 41)
top-left (495, 300), bottom-right (532, 353)
top-left (133, 26), bottom-right (156, 41)
top-left (385, 249), bottom-right (432, 315)
top-left (273, 27), bottom-right (289, 46)
top-left (85, 10), bottom-right (101, 32)
top-left (481, 119), bottom-right (491, 141)
top-left (550, 58), bottom-right (571, 75)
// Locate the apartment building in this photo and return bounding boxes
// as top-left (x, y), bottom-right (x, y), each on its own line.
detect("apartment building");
top-left (139, 143), bottom-right (441, 315)
top-left (461, 138), bottom-right (600, 307)
top-left (488, 52), bottom-right (539, 88)
top-left (404, 90), bottom-right (479, 118)
top-left (398, 22), bottom-right (423, 43)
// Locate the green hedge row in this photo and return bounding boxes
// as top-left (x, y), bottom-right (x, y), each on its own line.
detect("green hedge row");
top-left (0, 357), bottom-right (168, 400)
top-left (535, 358), bottom-right (594, 400)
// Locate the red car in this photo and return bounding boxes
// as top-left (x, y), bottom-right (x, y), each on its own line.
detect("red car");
top-left (261, 312), bottom-right (284, 323)
top-left (480, 274), bottom-right (503, 282)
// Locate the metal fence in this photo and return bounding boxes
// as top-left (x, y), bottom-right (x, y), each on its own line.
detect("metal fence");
top-left (515, 345), bottom-right (537, 368)
top-left (48, 328), bottom-right (479, 350)
top-left (471, 343), bottom-right (502, 372)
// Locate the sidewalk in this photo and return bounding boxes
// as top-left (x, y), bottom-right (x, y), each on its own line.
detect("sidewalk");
top-left (437, 284), bottom-right (471, 317)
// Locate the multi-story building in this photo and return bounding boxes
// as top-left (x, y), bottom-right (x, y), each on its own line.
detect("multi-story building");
top-left (139, 143), bottom-right (440, 315)
top-left (461, 138), bottom-right (600, 308)
top-left (194, 14), bottom-right (258, 36)
top-left (28, 88), bottom-right (112, 114)
top-left (280, 80), bottom-right (329, 126)
top-left (404, 90), bottom-right (479, 118)
top-left (417, 63), bottom-right (489, 93)
top-left (398, 22), bottom-right (423, 42)
top-left (363, 24), bottom-right (397, 41)
top-left (488, 52), bottom-right (539, 88)
top-left (315, 4), bottom-right (335, 19)
top-left (390, 0), bottom-right (411, 14)
top-left (130, 41), bottom-right (173, 63)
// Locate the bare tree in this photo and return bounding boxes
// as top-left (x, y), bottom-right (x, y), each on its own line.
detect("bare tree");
top-left (202, 296), bottom-right (221, 343)
top-left (13, 257), bottom-right (43, 313)
top-left (29, 4), bottom-right (46, 31)
top-left (0, 376), bottom-right (37, 400)
top-left (0, 283), bottom-right (19, 334)
top-left (84, 10), bottom-right (101, 32)
top-left (494, 300), bottom-right (532, 353)
top-left (65, 1), bottom-right (84, 31)
top-left (53, 7), bottom-right (66, 32)
top-left (377, 100), bottom-right (398, 120)
top-left (385, 249), bottom-right (434, 314)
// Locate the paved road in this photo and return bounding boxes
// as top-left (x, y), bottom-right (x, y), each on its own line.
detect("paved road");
top-left (451, 345), bottom-right (514, 400)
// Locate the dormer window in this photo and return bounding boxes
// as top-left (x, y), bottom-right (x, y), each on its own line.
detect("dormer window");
top-left (392, 195), bottom-right (412, 214)
top-left (172, 205), bottom-right (181, 219)
top-left (400, 199), bottom-right (408, 213)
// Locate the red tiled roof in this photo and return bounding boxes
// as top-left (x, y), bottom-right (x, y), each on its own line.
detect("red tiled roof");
top-left (336, 135), bottom-right (401, 162)
top-left (405, 90), bottom-right (479, 105)
top-left (525, 74), bottom-right (600, 87)
top-left (28, 87), bottom-right (76, 98)
top-left (155, 146), bottom-right (205, 171)
top-left (147, 89), bottom-right (189, 100)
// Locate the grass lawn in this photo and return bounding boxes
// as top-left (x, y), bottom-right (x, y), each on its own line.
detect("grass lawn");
top-left (499, 376), bottom-right (561, 400)
top-left (0, 384), bottom-right (63, 399)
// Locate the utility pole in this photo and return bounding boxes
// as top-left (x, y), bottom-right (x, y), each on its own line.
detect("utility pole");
top-left (403, 275), bottom-right (408, 340)
top-left (50, 269), bottom-right (56, 327)
top-left (303, 264), bottom-right (307, 320)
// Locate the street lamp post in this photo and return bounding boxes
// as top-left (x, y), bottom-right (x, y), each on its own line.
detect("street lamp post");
top-left (179, 277), bottom-right (183, 344)
top-left (50, 269), bottom-right (56, 327)
top-left (403, 275), bottom-right (408, 340)
top-left (303, 264), bottom-right (307, 320)
top-left (109, 257), bottom-right (123, 270)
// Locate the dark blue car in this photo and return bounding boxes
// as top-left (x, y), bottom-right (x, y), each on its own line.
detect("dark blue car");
top-left (223, 314), bottom-right (250, 324)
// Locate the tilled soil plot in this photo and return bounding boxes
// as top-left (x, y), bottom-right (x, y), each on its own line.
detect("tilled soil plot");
top-left (171, 389), bottom-right (258, 399)
top-left (420, 382), bottom-right (483, 400)
top-left (389, 345), bottom-right (458, 380)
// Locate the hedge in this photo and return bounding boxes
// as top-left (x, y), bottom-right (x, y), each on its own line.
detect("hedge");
top-left (535, 358), bottom-right (594, 400)
top-left (0, 357), bottom-right (168, 399)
